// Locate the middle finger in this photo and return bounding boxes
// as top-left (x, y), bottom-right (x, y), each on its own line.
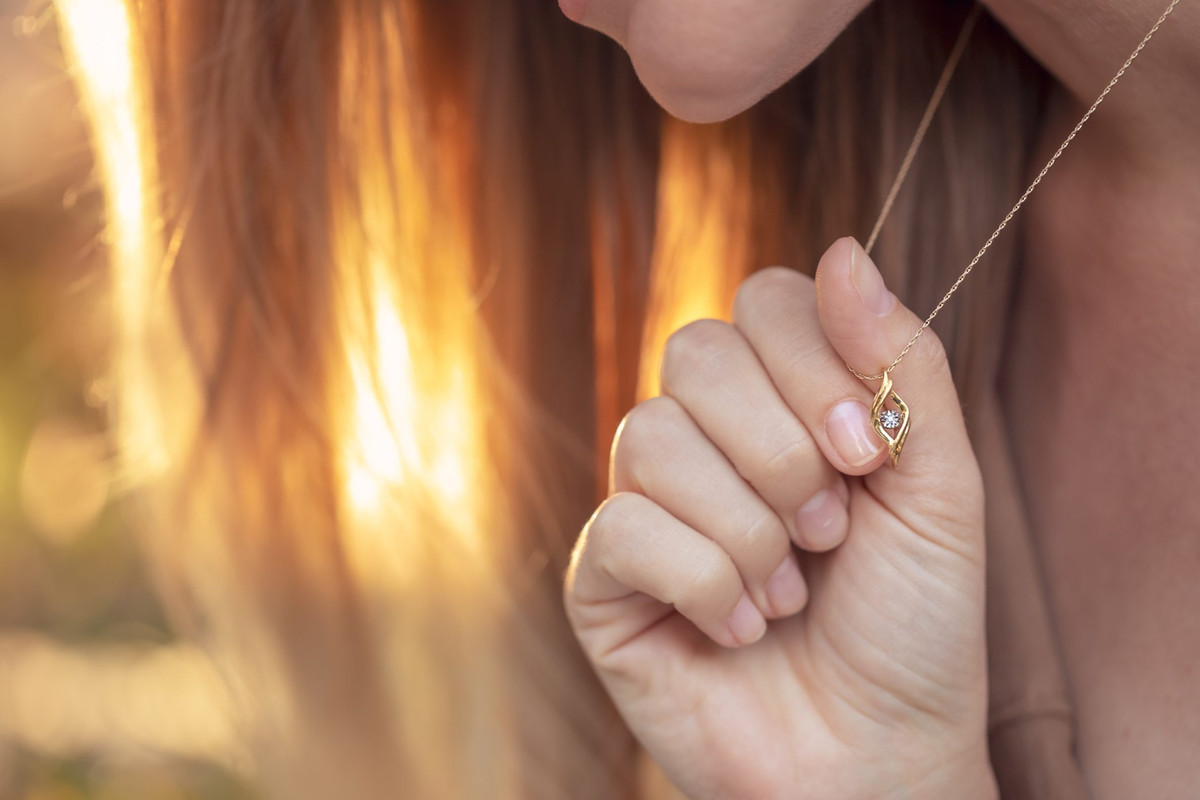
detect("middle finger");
top-left (658, 318), bottom-right (846, 550)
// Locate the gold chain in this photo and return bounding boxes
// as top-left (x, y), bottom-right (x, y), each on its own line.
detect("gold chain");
top-left (848, 0), bottom-right (1182, 383)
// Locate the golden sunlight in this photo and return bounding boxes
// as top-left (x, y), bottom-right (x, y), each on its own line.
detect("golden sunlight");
top-left (332, 38), bottom-right (487, 577)
top-left (339, 257), bottom-right (479, 551)
top-left (637, 120), bottom-right (751, 399)
top-left (344, 267), bottom-right (418, 512)
top-left (333, 175), bottom-right (488, 595)
top-left (56, 0), bottom-right (172, 481)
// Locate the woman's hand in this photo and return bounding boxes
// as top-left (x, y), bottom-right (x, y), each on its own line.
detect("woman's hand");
top-left (563, 238), bottom-right (997, 799)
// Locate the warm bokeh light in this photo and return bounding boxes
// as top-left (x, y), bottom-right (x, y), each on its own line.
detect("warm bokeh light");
top-left (637, 120), bottom-right (750, 399)
top-left (0, 632), bottom-right (244, 770)
top-left (35, 0), bottom-right (677, 795)
top-left (18, 416), bottom-right (110, 545)
top-left (344, 268), bottom-right (418, 513)
top-left (56, 0), bottom-right (175, 483)
top-left (331, 45), bottom-right (492, 587)
top-left (0, 4), bottom-right (248, 796)
top-left (51, 3), bottom-right (505, 791)
top-left (337, 249), bottom-right (488, 587)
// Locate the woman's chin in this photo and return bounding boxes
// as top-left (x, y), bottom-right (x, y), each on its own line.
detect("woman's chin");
top-left (624, 35), bottom-right (793, 124)
top-left (618, 5), bottom-right (831, 124)
top-left (633, 69), bottom-right (776, 124)
top-left (569, 0), bottom-right (872, 124)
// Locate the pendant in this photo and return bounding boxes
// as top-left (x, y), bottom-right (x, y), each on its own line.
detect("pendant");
top-left (870, 371), bottom-right (910, 468)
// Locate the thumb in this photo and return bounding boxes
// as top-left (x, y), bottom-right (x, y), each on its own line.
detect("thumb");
top-left (815, 237), bottom-right (983, 520)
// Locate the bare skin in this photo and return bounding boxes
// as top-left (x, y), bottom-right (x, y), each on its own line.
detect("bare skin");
top-left (996, 3), bottom-right (1200, 795)
top-left (1004, 102), bottom-right (1200, 798)
top-left (562, 1), bottom-right (1200, 796)
top-left (565, 241), bottom-right (997, 799)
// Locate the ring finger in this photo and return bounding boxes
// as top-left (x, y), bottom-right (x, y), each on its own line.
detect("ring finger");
top-left (612, 396), bottom-right (808, 619)
top-left (658, 319), bottom-right (849, 552)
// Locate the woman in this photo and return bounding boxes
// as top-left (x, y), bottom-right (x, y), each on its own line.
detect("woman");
top-left (62, 0), bottom-right (1197, 797)
top-left (559, 0), bottom-right (1199, 798)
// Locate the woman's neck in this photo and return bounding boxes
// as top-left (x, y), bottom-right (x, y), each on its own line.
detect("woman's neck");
top-left (1002, 35), bottom-right (1200, 405)
top-left (985, 0), bottom-right (1200, 146)
top-left (988, 0), bottom-right (1200, 301)
top-left (995, 22), bottom-right (1200, 792)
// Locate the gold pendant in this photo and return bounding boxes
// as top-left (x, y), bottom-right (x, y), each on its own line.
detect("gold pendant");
top-left (870, 371), bottom-right (910, 468)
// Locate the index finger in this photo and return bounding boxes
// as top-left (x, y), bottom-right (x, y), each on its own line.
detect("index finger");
top-left (732, 266), bottom-right (889, 476)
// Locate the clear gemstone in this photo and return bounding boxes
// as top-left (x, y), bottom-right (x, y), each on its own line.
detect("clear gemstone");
top-left (879, 409), bottom-right (903, 429)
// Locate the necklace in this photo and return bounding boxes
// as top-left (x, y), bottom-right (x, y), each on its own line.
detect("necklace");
top-left (851, 0), bottom-right (1182, 467)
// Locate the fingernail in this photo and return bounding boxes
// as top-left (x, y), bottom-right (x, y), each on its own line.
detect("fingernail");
top-left (795, 489), bottom-right (846, 551)
top-left (827, 399), bottom-right (884, 467)
top-left (765, 553), bottom-right (807, 617)
top-left (728, 592), bottom-right (767, 645)
top-left (849, 240), bottom-right (895, 316)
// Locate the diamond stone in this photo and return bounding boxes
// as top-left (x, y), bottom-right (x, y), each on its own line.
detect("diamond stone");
top-left (879, 409), bottom-right (903, 429)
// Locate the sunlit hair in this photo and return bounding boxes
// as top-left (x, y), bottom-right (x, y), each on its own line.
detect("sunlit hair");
top-left (58, 0), bottom-right (1047, 797)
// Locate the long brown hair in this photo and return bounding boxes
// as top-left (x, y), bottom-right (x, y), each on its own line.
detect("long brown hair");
top-left (60, 0), bottom-right (1048, 796)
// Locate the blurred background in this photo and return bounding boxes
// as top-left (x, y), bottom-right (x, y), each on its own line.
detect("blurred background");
top-left (0, 2), bottom-right (256, 797)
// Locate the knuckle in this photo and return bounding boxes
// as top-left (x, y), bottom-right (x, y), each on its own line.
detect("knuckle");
top-left (565, 491), bottom-right (649, 610)
top-left (734, 266), bottom-right (811, 321)
top-left (745, 432), bottom-right (817, 487)
top-left (579, 493), bottom-right (644, 583)
top-left (673, 542), bottom-right (739, 614)
top-left (612, 396), bottom-right (686, 469)
top-left (729, 510), bottom-right (789, 569)
top-left (584, 491), bottom-right (643, 547)
top-left (564, 493), bottom-right (645, 630)
top-left (660, 318), bottom-right (739, 390)
top-left (777, 330), bottom-right (841, 383)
